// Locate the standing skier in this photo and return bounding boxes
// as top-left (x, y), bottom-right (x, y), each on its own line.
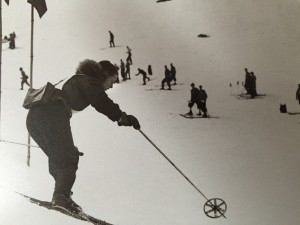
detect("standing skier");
top-left (148, 65), bottom-right (152, 76)
top-left (125, 61), bottom-right (131, 79)
top-left (26, 59), bottom-right (140, 213)
top-left (126, 46), bottom-right (132, 65)
top-left (187, 83), bottom-right (200, 115)
top-left (109, 31), bottom-right (115, 47)
top-left (120, 59), bottom-right (126, 81)
top-left (8, 33), bottom-right (16, 49)
top-left (170, 63), bottom-right (177, 85)
top-left (160, 65), bottom-right (171, 90)
top-left (135, 68), bottom-right (150, 85)
top-left (244, 68), bottom-right (251, 94)
top-left (198, 85), bottom-right (208, 117)
top-left (296, 83), bottom-right (300, 106)
top-left (19, 67), bottom-right (30, 90)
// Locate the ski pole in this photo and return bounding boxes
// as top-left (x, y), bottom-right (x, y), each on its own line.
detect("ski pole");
top-left (138, 129), bottom-right (209, 201)
top-left (138, 129), bottom-right (227, 219)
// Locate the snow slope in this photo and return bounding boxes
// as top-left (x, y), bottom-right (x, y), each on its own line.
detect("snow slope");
top-left (1, 1), bottom-right (300, 225)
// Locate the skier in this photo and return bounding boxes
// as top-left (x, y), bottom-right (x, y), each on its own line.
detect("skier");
top-left (26, 59), bottom-right (140, 213)
top-left (148, 65), bottom-right (152, 76)
top-left (20, 67), bottom-right (30, 90)
top-left (135, 68), bottom-right (150, 85)
top-left (109, 31), bottom-right (115, 47)
top-left (170, 63), bottom-right (176, 85)
top-left (187, 83), bottom-right (200, 115)
top-left (8, 33), bottom-right (15, 49)
top-left (249, 71), bottom-right (257, 98)
top-left (120, 59), bottom-right (126, 81)
top-left (114, 63), bottom-right (120, 83)
top-left (296, 83), bottom-right (300, 106)
top-left (198, 85), bottom-right (208, 117)
top-left (125, 61), bottom-right (131, 79)
top-left (244, 68), bottom-right (251, 94)
top-left (126, 46), bottom-right (132, 65)
top-left (160, 65), bottom-right (171, 90)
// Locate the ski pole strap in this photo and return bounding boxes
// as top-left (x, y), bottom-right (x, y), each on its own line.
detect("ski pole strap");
top-left (138, 129), bottom-right (209, 201)
top-left (0, 139), bottom-right (40, 148)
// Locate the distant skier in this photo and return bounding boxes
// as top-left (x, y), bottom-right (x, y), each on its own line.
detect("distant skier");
top-left (198, 85), bottom-right (208, 117)
top-left (296, 83), bottom-right (300, 106)
top-left (26, 59), bottom-right (140, 213)
top-left (135, 68), bottom-right (150, 85)
top-left (20, 67), bottom-right (30, 90)
top-left (8, 33), bottom-right (15, 49)
top-left (160, 65), bottom-right (171, 90)
top-left (125, 61), bottom-right (131, 79)
top-left (109, 31), bottom-right (115, 47)
top-left (126, 46), bottom-right (132, 65)
top-left (187, 83), bottom-right (200, 115)
top-left (148, 65), bottom-right (152, 76)
top-left (244, 68), bottom-right (251, 94)
top-left (249, 71), bottom-right (257, 98)
top-left (170, 63), bottom-right (177, 85)
top-left (120, 59), bottom-right (126, 81)
top-left (114, 63), bottom-right (120, 83)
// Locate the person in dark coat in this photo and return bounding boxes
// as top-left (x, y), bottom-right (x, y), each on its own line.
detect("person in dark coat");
top-left (135, 68), bottom-right (150, 85)
top-left (170, 63), bottom-right (177, 85)
top-left (296, 84), bottom-right (300, 106)
top-left (249, 71), bottom-right (257, 98)
top-left (147, 65), bottom-right (152, 76)
top-left (126, 46), bottom-right (132, 65)
top-left (198, 85), bottom-right (208, 117)
top-left (8, 33), bottom-right (15, 49)
top-left (244, 68), bottom-right (251, 94)
top-left (20, 67), bottom-right (30, 90)
top-left (109, 31), bottom-right (115, 47)
top-left (26, 59), bottom-right (140, 213)
top-left (120, 59), bottom-right (126, 81)
top-left (114, 63), bottom-right (120, 83)
top-left (125, 61), bottom-right (131, 79)
top-left (160, 65), bottom-right (171, 90)
top-left (187, 83), bottom-right (200, 115)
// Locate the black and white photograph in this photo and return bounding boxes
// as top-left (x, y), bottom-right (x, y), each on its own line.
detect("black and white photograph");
top-left (0, 1), bottom-right (300, 225)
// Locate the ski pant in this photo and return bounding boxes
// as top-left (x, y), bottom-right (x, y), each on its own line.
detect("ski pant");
top-left (199, 101), bottom-right (207, 114)
top-left (188, 101), bottom-right (200, 110)
top-left (21, 80), bottom-right (30, 89)
top-left (161, 78), bottom-right (171, 89)
top-left (26, 101), bottom-right (79, 198)
top-left (143, 76), bottom-right (150, 85)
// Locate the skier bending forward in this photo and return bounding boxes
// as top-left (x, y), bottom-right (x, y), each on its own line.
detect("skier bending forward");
top-left (26, 59), bottom-right (140, 213)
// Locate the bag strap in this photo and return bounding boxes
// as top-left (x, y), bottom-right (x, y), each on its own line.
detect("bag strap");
top-left (53, 73), bottom-right (85, 86)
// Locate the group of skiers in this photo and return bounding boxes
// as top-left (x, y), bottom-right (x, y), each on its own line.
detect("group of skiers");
top-left (187, 83), bottom-right (208, 117)
top-left (160, 63), bottom-right (176, 90)
top-left (243, 68), bottom-right (258, 98)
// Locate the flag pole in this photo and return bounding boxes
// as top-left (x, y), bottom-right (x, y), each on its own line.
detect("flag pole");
top-left (0, 0), bottom-right (3, 141)
top-left (27, 5), bottom-right (34, 167)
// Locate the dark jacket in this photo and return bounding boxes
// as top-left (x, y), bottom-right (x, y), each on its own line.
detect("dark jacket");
top-left (62, 75), bottom-right (122, 122)
top-left (198, 89), bottom-right (207, 102)
top-left (136, 69), bottom-right (147, 77)
top-left (296, 88), bottom-right (300, 101)
top-left (190, 87), bottom-right (199, 102)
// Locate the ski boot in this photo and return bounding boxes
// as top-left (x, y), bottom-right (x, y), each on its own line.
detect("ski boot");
top-left (52, 194), bottom-right (82, 213)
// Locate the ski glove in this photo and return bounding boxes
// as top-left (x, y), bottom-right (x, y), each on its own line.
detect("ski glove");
top-left (118, 112), bottom-right (141, 130)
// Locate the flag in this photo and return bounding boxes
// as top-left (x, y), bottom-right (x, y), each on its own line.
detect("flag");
top-left (27, 0), bottom-right (47, 18)
top-left (5, 0), bottom-right (9, 5)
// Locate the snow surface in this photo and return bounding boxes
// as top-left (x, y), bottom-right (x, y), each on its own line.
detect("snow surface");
top-left (0, 1), bottom-right (300, 225)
